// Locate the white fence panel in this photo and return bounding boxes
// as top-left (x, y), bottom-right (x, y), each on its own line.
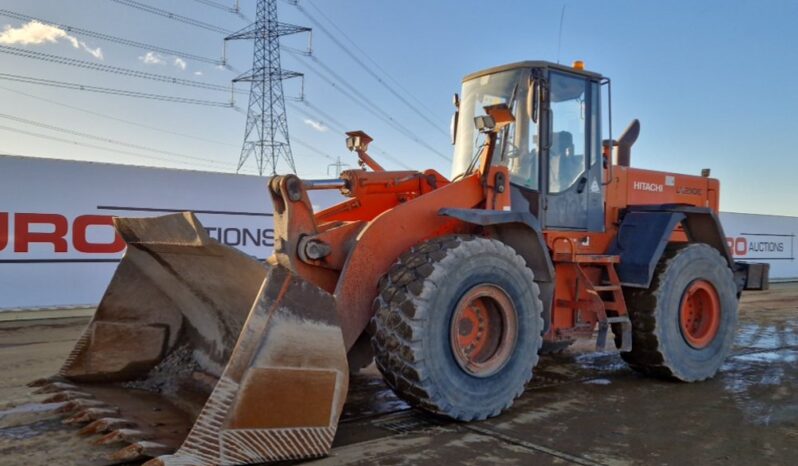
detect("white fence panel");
top-left (720, 212), bottom-right (797, 281)
top-left (0, 156), bottom-right (340, 310)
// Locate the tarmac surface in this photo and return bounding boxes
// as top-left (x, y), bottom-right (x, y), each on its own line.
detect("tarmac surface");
top-left (1, 284), bottom-right (796, 465)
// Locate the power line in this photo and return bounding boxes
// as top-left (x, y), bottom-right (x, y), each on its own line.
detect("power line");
top-left (0, 45), bottom-right (245, 94)
top-left (290, 101), bottom-right (414, 169)
top-left (303, 0), bottom-right (441, 120)
top-left (0, 72), bottom-right (233, 107)
top-left (108, 0), bottom-right (234, 34)
top-left (293, 52), bottom-right (451, 162)
top-left (0, 85), bottom-right (237, 147)
top-left (0, 124), bottom-right (235, 171)
top-left (295, 1), bottom-right (450, 138)
top-left (288, 101), bottom-right (345, 132)
top-left (288, 101), bottom-right (414, 170)
top-left (192, 0), bottom-right (240, 13)
top-left (0, 9), bottom-right (224, 66)
top-left (0, 112), bottom-right (233, 167)
top-left (291, 136), bottom-right (335, 161)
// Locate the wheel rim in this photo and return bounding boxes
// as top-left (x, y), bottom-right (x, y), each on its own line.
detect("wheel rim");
top-left (450, 284), bottom-right (518, 377)
top-left (679, 279), bottom-right (721, 349)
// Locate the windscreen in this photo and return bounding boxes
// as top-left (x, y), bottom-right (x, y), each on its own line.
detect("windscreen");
top-left (451, 69), bottom-right (538, 190)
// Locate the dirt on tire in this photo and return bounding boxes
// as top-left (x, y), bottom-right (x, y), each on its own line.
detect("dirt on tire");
top-left (370, 235), bottom-right (544, 421)
top-left (619, 243), bottom-right (739, 381)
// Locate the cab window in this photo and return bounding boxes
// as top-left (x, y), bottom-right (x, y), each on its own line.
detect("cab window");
top-left (548, 72), bottom-right (588, 193)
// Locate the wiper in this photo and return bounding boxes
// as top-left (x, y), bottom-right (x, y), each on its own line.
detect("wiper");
top-left (498, 82), bottom-right (520, 161)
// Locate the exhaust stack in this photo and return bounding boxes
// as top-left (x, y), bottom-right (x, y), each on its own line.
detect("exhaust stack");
top-left (616, 119), bottom-right (641, 167)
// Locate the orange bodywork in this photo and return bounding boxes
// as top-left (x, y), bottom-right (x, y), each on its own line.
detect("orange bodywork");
top-left (270, 170), bottom-right (487, 349)
top-left (542, 162), bottom-right (721, 342)
top-left (271, 140), bottom-right (721, 350)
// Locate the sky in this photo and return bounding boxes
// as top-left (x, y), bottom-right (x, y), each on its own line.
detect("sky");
top-left (0, 0), bottom-right (796, 215)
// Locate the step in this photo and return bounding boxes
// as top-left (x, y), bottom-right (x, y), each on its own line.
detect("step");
top-left (571, 254), bottom-right (620, 264)
top-left (605, 316), bottom-right (631, 324)
top-left (552, 253), bottom-right (621, 264)
top-left (592, 285), bottom-right (621, 292)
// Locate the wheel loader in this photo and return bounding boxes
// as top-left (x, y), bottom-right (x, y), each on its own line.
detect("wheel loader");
top-left (30, 60), bottom-right (768, 465)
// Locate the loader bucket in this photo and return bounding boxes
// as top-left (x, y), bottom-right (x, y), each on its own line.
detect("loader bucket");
top-left (31, 212), bottom-right (349, 465)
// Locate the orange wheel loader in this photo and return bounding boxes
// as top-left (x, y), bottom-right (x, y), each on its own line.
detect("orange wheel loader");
top-left (30, 61), bottom-right (768, 465)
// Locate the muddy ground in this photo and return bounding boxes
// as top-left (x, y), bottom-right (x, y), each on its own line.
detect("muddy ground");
top-left (1, 284), bottom-right (796, 465)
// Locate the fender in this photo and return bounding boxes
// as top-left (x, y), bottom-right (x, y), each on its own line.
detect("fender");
top-left (610, 205), bottom-right (735, 288)
top-left (438, 208), bottom-right (555, 333)
top-left (334, 174), bottom-right (485, 349)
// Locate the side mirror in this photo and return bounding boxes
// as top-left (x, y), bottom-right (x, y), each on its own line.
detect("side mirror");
top-left (527, 79), bottom-right (540, 123)
top-left (450, 93), bottom-right (460, 145)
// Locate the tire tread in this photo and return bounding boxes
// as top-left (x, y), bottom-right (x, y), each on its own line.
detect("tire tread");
top-left (370, 235), bottom-right (543, 420)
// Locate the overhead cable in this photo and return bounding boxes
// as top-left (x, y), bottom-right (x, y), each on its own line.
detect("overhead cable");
top-left (0, 124), bottom-right (235, 171)
top-left (290, 100), bottom-right (415, 170)
top-left (0, 9), bottom-right (224, 65)
top-left (0, 45), bottom-right (245, 94)
top-left (304, 0), bottom-right (440, 118)
top-left (295, 1), bottom-right (449, 138)
top-left (0, 85), bottom-right (237, 147)
top-left (0, 73), bottom-right (233, 107)
top-left (108, 0), bottom-right (234, 34)
top-left (293, 53), bottom-right (451, 161)
top-left (192, 0), bottom-right (240, 13)
top-left (0, 112), bottom-right (233, 167)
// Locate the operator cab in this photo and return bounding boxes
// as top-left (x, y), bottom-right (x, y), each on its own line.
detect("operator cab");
top-left (451, 61), bottom-right (605, 231)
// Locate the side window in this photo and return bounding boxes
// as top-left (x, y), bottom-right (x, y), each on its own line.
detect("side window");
top-left (590, 81), bottom-right (601, 166)
top-left (548, 73), bottom-right (588, 193)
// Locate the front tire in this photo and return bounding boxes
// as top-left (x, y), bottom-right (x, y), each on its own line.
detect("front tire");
top-left (620, 243), bottom-right (738, 381)
top-left (370, 235), bottom-right (544, 421)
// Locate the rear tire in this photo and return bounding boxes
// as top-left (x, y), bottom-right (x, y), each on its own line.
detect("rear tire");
top-left (370, 235), bottom-right (544, 421)
top-left (620, 243), bottom-right (738, 381)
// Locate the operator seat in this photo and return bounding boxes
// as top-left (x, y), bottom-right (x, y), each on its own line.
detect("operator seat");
top-left (550, 131), bottom-right (580, 192)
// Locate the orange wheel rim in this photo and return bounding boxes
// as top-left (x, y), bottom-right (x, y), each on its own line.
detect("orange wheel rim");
top-left (679, 279), bottom-right (721, 349)
top-left (450, 284), bottom-right (517, 377)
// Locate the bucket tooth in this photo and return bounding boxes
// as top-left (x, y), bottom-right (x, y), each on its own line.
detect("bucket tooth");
top-left (43, 390), bottom-right (94, 403)
top-left (56, 399), bottom-right (108, 415)
top-left (33, 382), bottom-right (79, 394)
top-left (94, 429), bottom-right (150, 445)
top-left (28, 376), bottom-right (63, 388)
top-left (142, 459), bottom-right (166, 466)
top-left (109, 441), bottom-right (172, 462)
top-left (64, 407), bottom-right (121, 424)
top-left (79, 418), bottom-right (137, 436)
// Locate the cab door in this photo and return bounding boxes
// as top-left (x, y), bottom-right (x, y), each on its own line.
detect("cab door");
top-left (541, 71), bottom-right (604, 231)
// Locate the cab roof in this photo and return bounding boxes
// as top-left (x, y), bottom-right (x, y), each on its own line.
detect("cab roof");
top-left (463, 60), bottom-right (603, 82)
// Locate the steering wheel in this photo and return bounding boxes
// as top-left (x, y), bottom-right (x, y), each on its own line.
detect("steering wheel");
top-left (504, 142), bottom-right (522, 159)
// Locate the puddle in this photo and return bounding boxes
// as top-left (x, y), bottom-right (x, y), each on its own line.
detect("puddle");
top-left (573, 351), bottom-right (628, 373)
top-left (0, 418), bottom-right (64, 440)
top-left (583, 378), bottom-right (612, 385)
top-left (720, 350), bottom-right (797, 427)
top-left (732, 349), bottom-right (798, 364)
top-left (0, 403), bottom-right (61, 419)
top-left (735, 323), bottom-right (798, 350)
